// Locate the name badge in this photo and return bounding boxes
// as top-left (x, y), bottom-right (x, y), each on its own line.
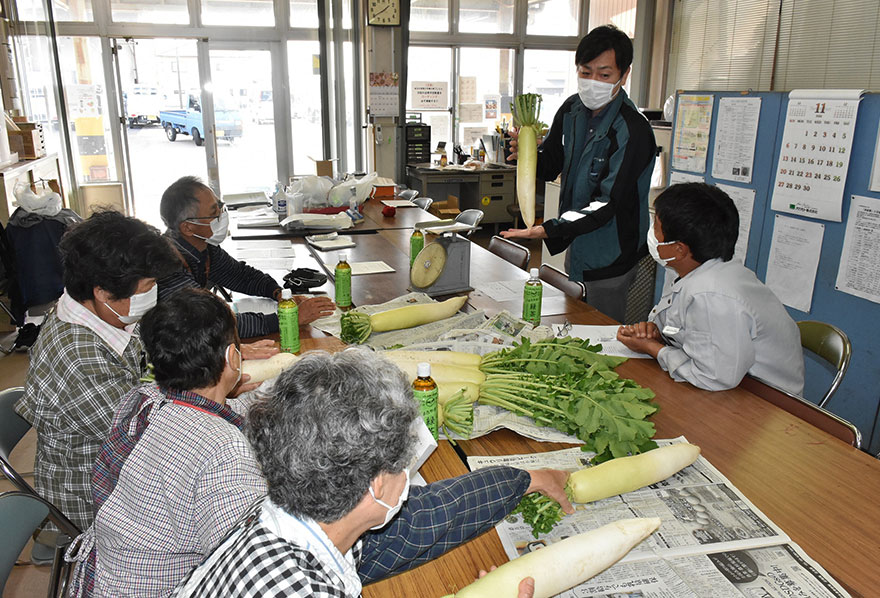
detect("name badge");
top-left (662, 325), bottom-right (680, 336)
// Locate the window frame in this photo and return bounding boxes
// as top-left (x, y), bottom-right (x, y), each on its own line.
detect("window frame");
top-left (8, 0), bottom-right (365, 212)
top-left (408, 0), bottom-right (651, 146)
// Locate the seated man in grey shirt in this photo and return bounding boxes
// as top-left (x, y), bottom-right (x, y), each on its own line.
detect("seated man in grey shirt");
top-left (617, 183), bottom-right (805, 395)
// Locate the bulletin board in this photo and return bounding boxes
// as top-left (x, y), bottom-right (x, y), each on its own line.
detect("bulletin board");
top-left (662, 90), bottom-right (880, 454)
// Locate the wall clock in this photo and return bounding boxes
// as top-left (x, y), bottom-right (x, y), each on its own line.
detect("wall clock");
top-left (367, 0), bottom-right (400, 26)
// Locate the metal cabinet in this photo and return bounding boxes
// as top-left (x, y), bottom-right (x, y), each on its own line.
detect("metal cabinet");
top-left (405, 163), bottom-right (516, 224)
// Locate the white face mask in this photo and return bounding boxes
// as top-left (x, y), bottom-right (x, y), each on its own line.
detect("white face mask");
top-left (225, 344), bottom-right (242, 388)
top-left (578, 76), bottom-right (622, 111)
top-left (368, 469), bottom-right (410, 530)
top-left (191, 211), bottom-right (229, 246)
top-left (104, 284), bottom-right (157, 325)
top-left (647, 221), bottom-right (678, 267)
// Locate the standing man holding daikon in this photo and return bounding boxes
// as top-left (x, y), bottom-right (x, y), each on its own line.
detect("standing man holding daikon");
top-left (502, 25), bottom-right (656, 323)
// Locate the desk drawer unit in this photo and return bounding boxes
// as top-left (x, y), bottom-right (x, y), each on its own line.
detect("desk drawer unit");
top-left (471, 170), bottom-right (514, 223)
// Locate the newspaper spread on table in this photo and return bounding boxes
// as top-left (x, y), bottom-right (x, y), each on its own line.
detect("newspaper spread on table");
top-left (468, 437), bottom-right (851, 598)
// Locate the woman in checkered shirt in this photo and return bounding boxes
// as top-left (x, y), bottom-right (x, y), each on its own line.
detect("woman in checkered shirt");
top-left (66, 289), bottom-right (266, 597)
top-left (172, 348), bottom-right (572, 598)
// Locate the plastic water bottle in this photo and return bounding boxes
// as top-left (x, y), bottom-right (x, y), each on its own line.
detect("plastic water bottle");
top-left (412, 362), bottom-right (439, 440)
top-left (278, 289), bottom-right (300, 353)
top-left (272, 182), bottom-right (287, 215)
top-left (335, 253), bottom-right (352, 309)
top-left (522, 268), bottom-right (542, 326)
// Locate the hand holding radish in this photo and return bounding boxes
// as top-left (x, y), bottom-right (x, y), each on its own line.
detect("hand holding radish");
top-left (506, 128), bottom-right (519, 162)
top-left (525, 469), bottom-right (574, 515)
top-left (241, 339), bottom-right (280, 360)
top-left (477, 568), bottom-right (534, 598)
top-left (500, 225), bottom-right (547, 240)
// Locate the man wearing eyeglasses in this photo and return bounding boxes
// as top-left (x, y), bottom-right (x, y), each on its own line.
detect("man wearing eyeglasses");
top-left (158, 176), bottom-right (334, 340)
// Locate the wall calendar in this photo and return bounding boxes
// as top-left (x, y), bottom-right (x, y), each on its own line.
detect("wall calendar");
top-left (771, 89), bottom-right (863, 222)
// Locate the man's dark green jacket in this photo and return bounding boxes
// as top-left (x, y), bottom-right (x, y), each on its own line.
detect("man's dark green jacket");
top-left (539, 89), bottom-right (657, 282)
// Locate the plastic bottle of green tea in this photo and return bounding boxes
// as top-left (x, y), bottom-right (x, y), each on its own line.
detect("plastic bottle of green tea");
top-left (278, 289), bottom-right (300, 353)
top-left (413, 362), bottom-right (439, 440)
top-left (409, 228), bottom-right (425, 270)
top-left (335, 253), bottom-right (352, 309)
top-left (522, 267), bottom-right (543, 326)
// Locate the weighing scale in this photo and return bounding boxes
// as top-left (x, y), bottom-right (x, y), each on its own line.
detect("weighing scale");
top-left (409, 233), bottom-right (473, 297)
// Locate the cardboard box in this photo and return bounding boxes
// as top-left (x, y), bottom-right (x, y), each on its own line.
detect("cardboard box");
top-left (307, 156), bottom-right (337, 178)
top-left (429, 194), bottom-right (461, 218)
top-left (8, 129), bottom-right (46, 159)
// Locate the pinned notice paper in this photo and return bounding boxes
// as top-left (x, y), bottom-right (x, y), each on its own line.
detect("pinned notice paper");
top-left (835, 194), bottom-right (880, 304)
top-left (764, 215), bottom-right (824, 312)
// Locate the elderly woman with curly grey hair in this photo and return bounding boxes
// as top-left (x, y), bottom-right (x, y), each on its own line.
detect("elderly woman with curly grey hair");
top-left (172, 348), bottom-right (573, 598)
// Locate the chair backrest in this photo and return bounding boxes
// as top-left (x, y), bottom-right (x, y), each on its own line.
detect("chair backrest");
top-left (0, 387), bottom-right (30, 461)
top-left (488, 236), bottom-right (530, 270)
top-left (797, 320), bottom-right (852, 408)
top-left (398, 189), bottom-right (419, 202)
top-left (740, 376), bottom-right (861, 448)
top-left (0, 387), bottom-right (80, 540)
top-left (454, 209), bottom-right (484, 237)
top-left (413, 196), bottom-right (433, 211)
top-left (0, 491), bottom-right (49, 590)
top-left (538, 263), bottom-right (585, 300)
top-left (623, 253), bottom-right (658, 324)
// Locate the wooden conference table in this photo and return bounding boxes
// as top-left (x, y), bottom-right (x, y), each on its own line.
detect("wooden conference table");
top-left (236, 198), bottom-right (880, 598)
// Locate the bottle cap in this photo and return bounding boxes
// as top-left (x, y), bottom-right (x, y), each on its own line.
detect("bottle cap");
top-left (281, 289), bottom-right (293, 300)
top-left (417, 362), bottom-right (431, 378)
top-left (338, 253), bottom-right (347, 262)
top-left (530, 268), bottom-right (539, 278)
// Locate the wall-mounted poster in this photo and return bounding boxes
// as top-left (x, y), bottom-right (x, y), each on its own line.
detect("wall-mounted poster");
top-left (411, 81), bottom-right (448, 110)
top-left (671, 94), bottom-right (714, 173)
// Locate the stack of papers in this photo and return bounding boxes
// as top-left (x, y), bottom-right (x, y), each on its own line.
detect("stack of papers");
top-left (281, 212), bottom-right (353, 230)
top-left (381, 199), bottom-right (417, 208)
top-left (223, 191), bottom-right (270, 208)
top-left (306, 233), bottom-right (356, 251)
top-left (234, 207), bottom-right (281, 228)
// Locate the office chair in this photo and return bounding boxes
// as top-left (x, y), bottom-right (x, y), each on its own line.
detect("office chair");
top-left (487, 236), bottom-right (530, 270)
top-left (797, 321), bottom-right (851, 409)
top-left (623, 254), bottom-right (658, 324)
top-left (413, 196), bottom-right (433, 211)
top-left (453, 209), bottom-right (484, 237)
top-left (538, 263), bottom-right (585, 300)
top-left (398, 189), bottom-right (419, 202)
top-left (0, 387), bottom-right (81, 598)
top-left (0, 491), bottom-right (50, 591)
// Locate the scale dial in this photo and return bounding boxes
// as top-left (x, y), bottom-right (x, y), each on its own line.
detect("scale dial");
top-left (411, 241), bottom-right (447, 288)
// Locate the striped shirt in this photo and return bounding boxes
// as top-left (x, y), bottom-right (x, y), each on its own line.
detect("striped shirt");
top-left (172, 466), bottom-right (531, 598)
top-left (158, 233), bottom-right (280, 338)
top-left (15, 292), bottom-right (146, 530)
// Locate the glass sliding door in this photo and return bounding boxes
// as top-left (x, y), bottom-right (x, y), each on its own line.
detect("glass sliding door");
top-left (56, 36), bottom-right (119, 185)
top-left (111, 38), bottom-right (204, 229)
top-left (287, 40), bottom-right (323, 175)
top-left (209, 47), bottom-right (278, 194)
